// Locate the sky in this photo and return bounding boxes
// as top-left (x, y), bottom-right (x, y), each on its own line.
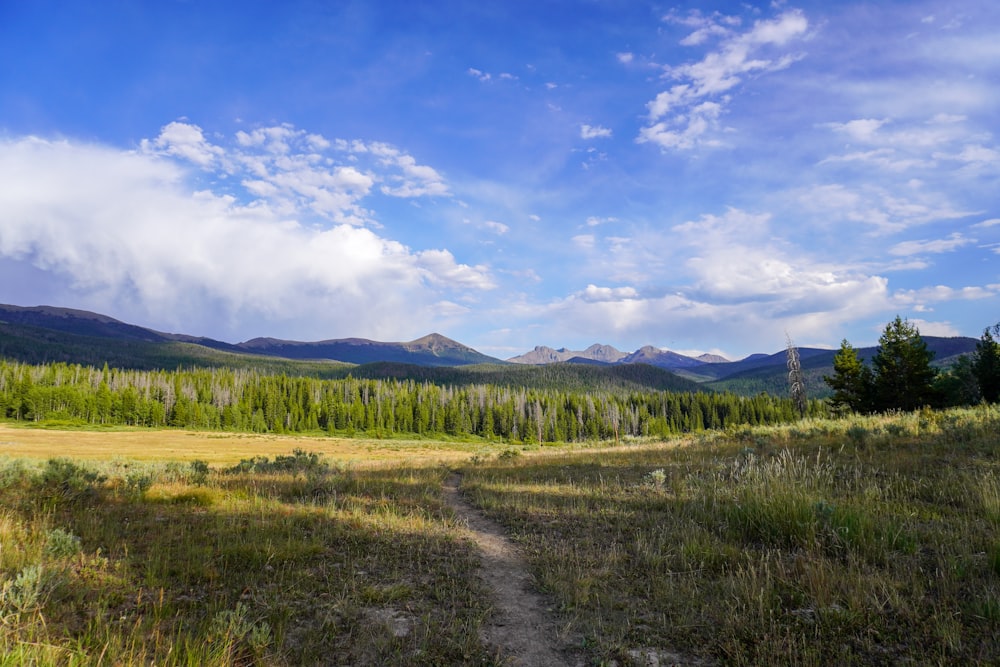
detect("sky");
top-left (1, 0), bottom-right (998, 361)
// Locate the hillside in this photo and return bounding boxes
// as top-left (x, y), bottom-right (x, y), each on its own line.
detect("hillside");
top-left (0, 303), bottom-right (979, 398)
top-left (0, 304), bottom-right (500, 368)
top-left (0, 306), bottom-right (700, 395)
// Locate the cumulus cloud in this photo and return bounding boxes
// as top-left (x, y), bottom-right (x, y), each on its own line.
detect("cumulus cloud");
top-left (142, 121), bottom-right (449, 226)
top-left (578, 284), bottom-right (639, 302)
top-left (524, 206), bottom-right (895, 354)
top-left (895, 285), bottom-right (999, 304)
top-left (140, 121), bottom-right (225, 167)
top-left (580, 124), bottom-right (613, 140)
top-left (638, 9), bottom-right (809, 151)
top-left (534, 275), bottom-right (889, 357)
top-left (906, 319), bottom-right (960, 337)
top-left (0, 134), bottom-right (491, 341)
top-left (467, 67), bottom-right (491, 82)
top-left (483, 220), bottom-right (510, 234)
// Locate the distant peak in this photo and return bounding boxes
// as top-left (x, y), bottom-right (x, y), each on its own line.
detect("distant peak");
top-left (407, 333), bottom-right (466, 349)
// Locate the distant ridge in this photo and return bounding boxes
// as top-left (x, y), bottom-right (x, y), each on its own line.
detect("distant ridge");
top-left (509, 343), bottom-right (731, 371)
top-left (0, 303), bottom-right (500, 367)
top-left (234, 332), bottom-right (497, 366)
top-left (0, 303), bottom-right (980, 398)
top-left (508, 343), bottom-right (626, 365)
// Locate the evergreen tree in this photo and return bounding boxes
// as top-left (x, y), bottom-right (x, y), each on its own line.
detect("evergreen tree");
top-left (933, 355), bottom-right (981, 407)
top-left (972, 323), bottom-right (1000, 403)
top-left (824, 339), bottom-right (872, 413)
top-left (871, 316), bottom-right (936, 411)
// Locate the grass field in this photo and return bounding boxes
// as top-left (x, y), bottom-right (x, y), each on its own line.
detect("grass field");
top-left (1, 406), bottom-right (999, 665)
top-left (0, 423), bottom-right (485, 466)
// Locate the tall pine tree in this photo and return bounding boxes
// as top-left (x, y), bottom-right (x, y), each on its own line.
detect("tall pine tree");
top-left (972, 323), bottom-right (1000, 403)
top-left (871, 316), bottom-right (936, 411)
top-left (824, 339), bottom-right (872, 413)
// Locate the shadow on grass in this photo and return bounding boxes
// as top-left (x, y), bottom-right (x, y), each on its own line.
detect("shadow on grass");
top-left (459, 432), bottom-right (1000, 666)
top-left (2, 464), bottom-right (497, 666)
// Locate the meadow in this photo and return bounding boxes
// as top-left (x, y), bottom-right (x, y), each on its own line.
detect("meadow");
top-left (1, 405), bottom-right (998, 665)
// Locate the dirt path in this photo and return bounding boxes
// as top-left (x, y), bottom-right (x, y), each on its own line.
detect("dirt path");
top-left (443, 472), bottom-right (584, 667)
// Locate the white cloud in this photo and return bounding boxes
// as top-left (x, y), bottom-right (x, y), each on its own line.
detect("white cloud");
top-left (908, 319), bottom-right (960, 337)
top-left (616, 52), bottom-right (634, 64)
top-left (467, 67), bottom-right (491, 82)
top-left (585, 216), bottom-right (617, 227)
top-left (0, 134), bottom-right (492, 340)
top-left (141, 122), bottom-right (450, 227)
top-left (797, 183), bottom-right (976, 234)
top-left (824, 118), bottom-right (889, 142)
top-left (533, 273), bottom-right (890, 357)
top-left (578, 284), bottom-right (639, 302)
top-left (973, 218), bottom-right (1000, 228)
top-left (896, 285), bottom-right (998, 303)
top-left (638, 9), bottom-right (809, 151)
top-left (889, 233), bottom-right (975, 256)
top-left (580, 124), bottom-right (613, 140)
top-left (935, 144), bottom-right (1000, 165)
top-left (483, 220), bottom-right (510, 234)
top-left (140, 121), bottom-right (225, 167)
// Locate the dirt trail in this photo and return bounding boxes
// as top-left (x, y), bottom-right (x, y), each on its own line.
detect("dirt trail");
top-left (443, 472), bottom-right (584, 667)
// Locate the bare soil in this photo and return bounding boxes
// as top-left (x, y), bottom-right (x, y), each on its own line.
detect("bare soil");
top-left (443, 472), bottom-right (585, 667)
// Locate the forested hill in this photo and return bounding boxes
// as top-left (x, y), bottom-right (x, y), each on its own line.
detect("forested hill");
top-left (0, 303), bottom-right (980, 399)
top-left (347, 361), bottom-right (704, 393)
top-left (0, 319), bottom-right (702, 395)
top-left (0, 360), bottom-right (821, 440)
top-left (0, 304), bottom-right (500, 367)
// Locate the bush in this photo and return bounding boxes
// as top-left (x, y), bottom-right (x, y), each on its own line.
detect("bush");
top-left (226, 449), bottom-right (329, 475)
top-left (43, 527), bottom-right (82, 559)
top-left (34, 459), bottom-right (106, 505)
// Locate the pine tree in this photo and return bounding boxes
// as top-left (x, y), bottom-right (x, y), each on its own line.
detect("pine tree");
top-left (824, 339), bottom-right (872, 413)
top-left (871, 316), bottom-right (936, 411)
top-left (972, 323), bottom-right (1000, 403)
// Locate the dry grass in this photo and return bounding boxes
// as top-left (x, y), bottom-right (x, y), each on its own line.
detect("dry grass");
top-left (2, 406), bottom-right (999, 665)
top-left (0, 423), bottom-right (482, 466)
top-left (461, 406), bottom-right (1000, 665)
top-left (0, 452), bottom-right (498, 665)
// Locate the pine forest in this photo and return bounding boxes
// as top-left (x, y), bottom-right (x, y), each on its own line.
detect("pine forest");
top-left (0, 361), bottom-right (823, 441)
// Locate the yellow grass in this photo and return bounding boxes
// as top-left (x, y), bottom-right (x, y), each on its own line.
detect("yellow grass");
top-left (0, 423), bottom-right (483, 466)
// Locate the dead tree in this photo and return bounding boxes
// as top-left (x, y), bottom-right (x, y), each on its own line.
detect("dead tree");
top-left (786, 332), bottom-right (807, 418)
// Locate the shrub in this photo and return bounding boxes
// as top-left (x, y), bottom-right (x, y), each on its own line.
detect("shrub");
top-left (43, 527), bottom-right (82, 559)
top-left (34, 458), bottom-right (106, 505)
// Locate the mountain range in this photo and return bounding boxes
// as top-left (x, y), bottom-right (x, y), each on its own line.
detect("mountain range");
top-left (0, 303), bottom-right (980, 397)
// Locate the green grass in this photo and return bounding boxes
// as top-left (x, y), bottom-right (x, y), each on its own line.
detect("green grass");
top-left (0, 456), bottom-right (496, 665)
top-left (460, 405), bottom-right (1000, 665)
top-left (1, 405), bottom-right (999, 664)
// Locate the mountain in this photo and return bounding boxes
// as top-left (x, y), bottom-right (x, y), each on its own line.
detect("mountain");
top-left (0, 304), bottom-right (175, 343)
top-left (510, 343), bottom-right (732, 372)
top-left (696, 353), bottom-right (730, 364)
top-left (0, 303), bottom-right (980, 398)
top-left (235, 332), bottom-right (497, 366)
top-left (506, 337), bottom-right (979, 399)
top-left (0, 303), bottom-right (501, 367)
top-left (508, 343), bottom-right (626, 365)
top-left (620, 345), bottom-right (714, 369)
top-left (701, 339), bottom-right (978, 397)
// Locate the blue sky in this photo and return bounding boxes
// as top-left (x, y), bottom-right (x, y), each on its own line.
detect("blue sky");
top-left (1, 1), bottom-right (998, 360)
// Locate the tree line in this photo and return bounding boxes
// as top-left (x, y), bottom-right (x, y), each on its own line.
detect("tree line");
top-left (824, 317), bottom-right (1000, 414)
top-left (0, 360), bottom-right (824, 441)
